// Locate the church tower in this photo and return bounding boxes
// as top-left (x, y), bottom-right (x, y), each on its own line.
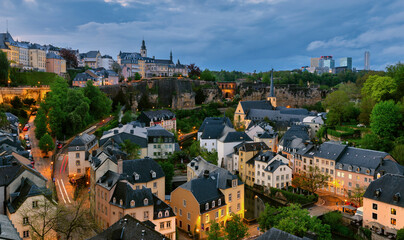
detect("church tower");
top-left (267, 69), bottom-right (277, 108)
top-left (170, 50), bottom-right (173, 62)
top-left (140, 39), bottom-right (147, 57)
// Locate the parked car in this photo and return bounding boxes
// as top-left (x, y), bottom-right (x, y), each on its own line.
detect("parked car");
top-left (23, 124), bottom-right (29, 131)
top-left (57, 143), bottom-right (63, 149)
top-left (24, 134), bottom-right (29, 140)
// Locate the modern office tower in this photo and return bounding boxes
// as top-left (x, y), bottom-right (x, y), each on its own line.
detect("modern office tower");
top-left (319, 56), bottom-right (335, 69)
top-left (364, 51), bottom-right (370, 70)
top-left (340, 57), bottom-right (352, 70)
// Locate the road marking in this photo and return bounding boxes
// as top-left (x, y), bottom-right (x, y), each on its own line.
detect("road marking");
top-left (63, 156), bottom-right (68, 174)
top-left (60, 179), bottom-right (71, 203)
top-left (59, 156), bottom-right (65, 174)
top-left (56, 179), bottom-right (66, 204)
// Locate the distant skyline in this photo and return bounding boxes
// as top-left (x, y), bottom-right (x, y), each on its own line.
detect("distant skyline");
top-left (1, 0), bottom-right (404, 72)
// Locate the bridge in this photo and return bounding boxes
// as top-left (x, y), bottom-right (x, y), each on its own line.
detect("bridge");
top-left (0, 86), bottom-right (51, 103)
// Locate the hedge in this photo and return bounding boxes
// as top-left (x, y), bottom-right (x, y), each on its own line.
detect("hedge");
top-left (269, 187), bottom-right (318, 205)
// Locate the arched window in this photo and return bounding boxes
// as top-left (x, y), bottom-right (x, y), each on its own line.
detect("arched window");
top-left (218, 199), bottom-right (221, 206)
top-left (119, 199), bottom-right (123, 206)
top-left (205, 203), bottom-right (209, 210)
top-left (130, 200), bottom-right (135, 207)
top-left (113, 197), bottom-right (116, 204)
top-left (144, 198), bottom-right (148, 205)
top-left (158, 211), bottom-right (162, 218)
top-left (165, 210), bottom-right (169, 217)
top-left (212, 201), bottom-right (215, 208)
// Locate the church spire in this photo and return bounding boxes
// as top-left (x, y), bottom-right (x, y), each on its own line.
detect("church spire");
top-left (141, 39), bottom-right (146, 50)
top-left (170, 50), bottom-right (173, 62)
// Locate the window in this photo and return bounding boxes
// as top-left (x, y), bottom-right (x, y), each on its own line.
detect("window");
top-left (158, 211), bottom-right (163, 218)
top-left (232, 179), bottom-right (237, 187)
top-left (174, 207), bottom-right (177, 214)
top-left (77, 168), bottom-right (81, 173)
top-left (237, 203), bottom-right (240, 211)
top-left (206, 215), bottom-right (209, 223)
top-left (153, 182), bottom-right (157, 188)
top-left (23, 217), bottom-right (29, 225)
top-left (32, 200), bottom-right (38, 208)
top-left (76, 160), bottom-right (80, 166)
top-left (165, 210), bottom-right (169, 217)
top-left (212, 201), bottom-right (215, 208)
top-left (218, 199), bottom-right (221, 206)
top-left (144, 198), bottom-right (148, 205)
top-left (348, 182), bottom-right (352, 187)
top-left (229, 207), bottom-right (232, 213)
top-left (391, 218), bottom-right (396, 226)
top-left (183, 199), bottom-right (186, 207)
top-left (330, 170), bottom-right (334, 175)
top-left (221, 209), bottom-right (224, 217)
top-left (167, 221), bottom-right (171, 228)
top-left (205, 203), bottom-right (209, 210)
top-left (364, 178), bottom-right (367, 182)
top-left (372, 213), bottom-right (377, 220)
top-left (130, 200), bottom-right (135, 207)
top-left (215, 211), bottom-right (219, 219)
top-left (237, 191), bottom-right (240, 199)
top-left (179, 209), bottom-right (183, 216)
top-left (144, 211), bottom-right (149, 220)
top-left (373, 203), bottom-right (378, 210)
top-left (187, 212), bottom-right (191, 220)
top-left (160, 222), bottom-right (165, 229)
top-left (23, 230), bottom-right (29, 238)
top-left (276, 176), bottom-right (279, 181)
top-left (229, 194), bottom-right (232, 202)
top-left (348, 174), bottom-right (352, 179)
top-left (391, 208), bottom-right (396, 215)
top-left (76, 153), bottom-right (80, 158)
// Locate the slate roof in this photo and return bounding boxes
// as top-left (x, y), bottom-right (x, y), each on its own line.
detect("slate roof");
top-left (200, 125), bottom-right (225, 139)
top-left (314, 142), bottom-right (347, 160)
top-left (188, 156), bottom-right (220, 179)
top-left (73, 72), bottom-right (96, 82)
top-left (376, 159), bottom-right (404, 176)
top-left (256, 227), bottom-right (310, 240)
top-left (0, 159), bottom-right (47, 187)
top-left (198, 117), bottom-right (233, 133)
top-left (279, 125), bottom-right (310, 150)
top-left (219, 131), bottom-right (252, 143)
top-left (240, 100), bottom-right (273, 112)
top-left (363, 174), bottom-right (404, 208)
top-left (265, 160), bottom-right (289, 173)
top-left (138, 110), bottom-right (175, 124)
top-left (7, 178), bottom-right (52, 213)
top-left (121, 158), bottom-right (165, 184)
top-left (88, 214), bottom-right (168, 240)
top-left (97, 170), bottom-right (122, 191)
top-left (0, 214), bottom-right (22, 240)
top-left (110, 182), bottom-right (153, 209)
top-left (147, 125), bottom-right (174, 137)
top-left (336, 147), bottom-right (388, 175)
top-left (152, 194), bottom-right (175, 219)
top-left (179, 177), bottom-right (224, 205)
top-left (246, 109), bottom-right (312, 124)
top-left (82, 51), bottom-right (100, 59)
top-left (233, 142), bottom-right (270, 153)
top-left (295, 144), bottom-right (317, 158)
top-left (100, 124), bottom-right (148, 147)
top-left (254, 151), bottom-right (276, 163)
top-left (46, 52), bottom-right (64, 60)
top-left (209, 168), bottom-right (242, 190)
top-left (0, 33), bottom-right (17, 49)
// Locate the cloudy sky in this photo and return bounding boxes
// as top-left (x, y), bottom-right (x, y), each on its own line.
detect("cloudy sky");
top-left (1, 0), bottom-right (404, 71)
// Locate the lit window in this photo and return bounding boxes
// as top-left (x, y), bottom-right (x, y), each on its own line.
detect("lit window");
top-left (391, 218), bottom-right (396, 226)
top-left (391, 208), bottom-right (396, 215)
top-left (373, 203), bottom-right (378, 210)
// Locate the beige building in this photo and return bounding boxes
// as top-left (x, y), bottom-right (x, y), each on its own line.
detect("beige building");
top-left (171, 168), bottom-right (244, 239)
top-left (254, 152), bottom-right (291, 189)
top-left (46, 52), bottom-right (66, 75)
top-left (79, 51), bottom-right (101, 68)
top-left (67, 133), bottom-right (98, 178)
top-left (362, 174), bottom-right (404, 235)
top-left (17, 41), bottom-right (30, 68)
top-left (0, 32), bottom-right (20, 67)
top-left (28, 44), bottom-right (46, 71)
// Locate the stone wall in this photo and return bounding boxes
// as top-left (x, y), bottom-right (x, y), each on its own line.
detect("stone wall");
top-left (0, 86), bottom-right (51, 103)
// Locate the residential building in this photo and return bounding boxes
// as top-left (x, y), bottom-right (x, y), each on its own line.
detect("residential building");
top-left (187, 156), bottom-right (220, 181)
top-left (137, 110), bottom-right (176, 131)
top-left (363, 174), bottom-right (403, 235)
top-left (147, 126), bottom-right (176, 159)
top-left (0, 32), bottom-right (20, 67)
top-left (100, 55), bottom-right (114, 70)
top-left (46, 52), bottom-right (66, 75)
top-left (0, 214), bottom-right (22, 240)
top-left (28, 44), bottom-right (46, 71)
top-left (99, 123), bottom-right (148, 158)
top-left (198, 117), bottom-right (235, 153)
top-left (245, 122), bottom-right (277, 152)
top-left (302, 116), bottom-right (324, 139)
top-left (79, 51), bottom-right (101, 68)
top-left (217, 82), bottom-right (236, 99)
top-left (217, 131), bottom-right (252, 168)
top-left (72, 72), bottom-right (97, 87)
top-left (254, 151), bottom-right (291, 189)
top-left (198, 117), bottom-right (233, 140)
top-left (278, 124), bottom-right (310, 161)
top-left (340, 57), bottom-right (352, 70)
top-left (234, 142), bottom-right (270, 185)
top-left (171, 168), bottom-right (244, 239)
top-left (16, 41), bottom-right (29, 68)
top-left (88, 214), bottom-right (169, 240)
top-left (67, 133), bottom-right (98, 178)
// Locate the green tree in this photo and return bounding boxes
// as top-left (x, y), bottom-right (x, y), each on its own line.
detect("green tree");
top-left (392, 144), bottom-right (404, 165)
top-left (362, 75), bottom-right (397, 102)
top-left (121, 111), bottom-right (132, 124)
top-left (207, 221), bottom-right (223, 240)
top-left (262, 73), bottom-right (270, 84)
top-left (10, 96), bottom-right (23, 109)
top-left (224, 213), bottom-right (249, 240)
top-left (0, 51), bottom-right (9, 86)
top-left (358, 96), bottom-right (375, 125)
top-left (0, 111), bottom-right (8, 130)
top-left (258, 203), bottom-right (278, 231)
top-left (370, 100), bottom-right (403, 139)
top-left (159, 161), bottom-right (174, 193)
top-left (200, 69), bottom-right (216, 81)
top-left (34, 108), bottom-right (48, 140)
top-left (292, 166), bottom-right (329, 193)
top-left (39, 133), bottom-right (55, 155)
top-left (134, 72), bottom-right (142, 80)
top-left (82, 80), bottom-right (112, 120)
top-left (322, 212), bottom-right (342, 231)
top-left (119, 139), bottom-right (141, 159)
top-left (323, 90), bottom-right (351, 126)
top-left (397, 228), bottom-right (404, 240)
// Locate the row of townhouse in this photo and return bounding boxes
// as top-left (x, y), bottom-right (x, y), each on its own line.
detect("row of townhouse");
top-left (68, 123), bottom-right (179, 179)
top-left (172, 157), bottom-right (244, 239)
top-left (117, 40), bottom-right (188, 79)
top-left (0, 32), bottom-right (67, 75)
top-left (291, 141), bottom-right (403, 197)
top-left (72, 68), bottom-right (119, 87)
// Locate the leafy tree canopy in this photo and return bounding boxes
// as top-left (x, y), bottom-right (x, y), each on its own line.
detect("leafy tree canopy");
top-left (370, 100), bottom-right (403, 139)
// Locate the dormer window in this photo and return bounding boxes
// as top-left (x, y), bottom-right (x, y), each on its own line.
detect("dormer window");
top-left (218, 199), bottom-right (221, 206)
top-left (366, 169), bottom-right (370, 175)
top-left (165, 210), bottom-right (169, 217)
top-left (393, 193), bottom-right (401, 202)
top-left (205, 203), bottom-right (209, 210)
top-left (158, 211), bottom-right (162, 218)
top-left (356, 167), bottom-right (360, 172)
top-left (135, 174), bottom-right (139, 181)
top-left (338, 164), bottom-right (342, 169)
top-left (144, 198), bottom-right (148, 205)
top-left (76, 146), bottom-right (79, 151)
top-left (212, 201), bottom-right (215, 208)
top-left (120, 199), bottom-right (123, 206)
top-left (374, 188), bottom-right (382, 197)
top-left (130, 200), bottom-right (135, 207)
top-left (232, 179), bottom-right (237, 188)
top-left (348, 166), bottom-right (352, 171)
top-left (113, 197), bottom-right (116, 204)
top-left (151, 171), bottom-right (156, 178)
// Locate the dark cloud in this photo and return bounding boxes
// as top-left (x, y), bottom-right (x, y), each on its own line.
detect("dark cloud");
top-left (0, 0), bottom-right (403, 71)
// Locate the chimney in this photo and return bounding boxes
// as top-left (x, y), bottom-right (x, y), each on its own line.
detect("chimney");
top-left (118, 158), bottom-right (123, 174)
top-left (119, 124), bottom-right (123, 128)
top-left (114, 129), bottom-right (118, 134)
top-left (130, 129), bottom-right (134, 134)
top-left (203, 170), bottom-right (209, 178)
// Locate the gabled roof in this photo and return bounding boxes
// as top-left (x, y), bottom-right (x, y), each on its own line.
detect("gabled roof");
top-left (188, 156), bottom-right (219, 179)
top-left (336, 147), bottom-right (388, 175)
top-left (254, 151), bottom-right (276, 163)
top-left (219, 131), bottom-right (252, 143)
top-left (239, 100), bottom-right (273, 112)
top-left (46, 52), bottom-right (64, 60)
top-left (110, 182), bottom-right (153, 209)
top-left (73, 72), bottom-right (96, 82)
top-left (146, 125), bottom-right (174, 137)
top-left (198, 117), bottom-right (233, 133)
top-left (97, 170), bottom-right (122, 191)
top-left (363, 174), bottom-right (404, 208)
top-left (233, 142), bottom-right (270, 153)
top-left (209, 168), bottom-right (241, 190)
top-left (88, 214), bottom-right (167, 240)
top-left (121, 158), bottom-right (165, 184)
top-left (279, 125), bottom-right (310, 150)
top-left (0, 214), bottom-right (22, 240)
top-left (265, 160), bottom-right (289, 173)
top-left (152, 194), bottom-right (175, 219)
top-left (200, 125), bottom-right (225, 139)
top-left (376, 159), bottom-right (404, 176)
top-left (83, 51), bottom-right (100, 58)
top-left (139, 110), bottom-right (175, 122)
top-left (100, 124), bottom-right (148, 147)
top-left (314, 142), bottom-right (347, 160)
top-left (179, 177), bottom-right (224, 205)
top-left (7, 178), bottom-right (52, 213)
top-left (257, 227), bottom-right (309, 240)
